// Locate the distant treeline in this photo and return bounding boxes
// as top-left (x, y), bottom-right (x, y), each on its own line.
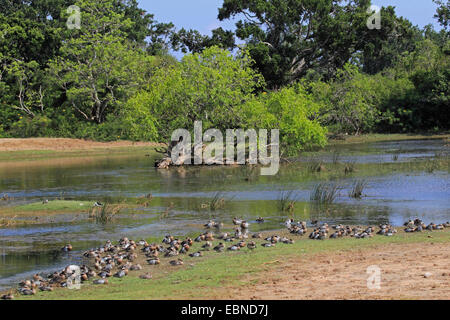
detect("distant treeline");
top-left (0, 0), bottom-right (448, 155)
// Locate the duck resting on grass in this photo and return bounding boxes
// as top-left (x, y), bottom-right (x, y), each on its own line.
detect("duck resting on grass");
top-left (4, 216), bottom-right (448, 299)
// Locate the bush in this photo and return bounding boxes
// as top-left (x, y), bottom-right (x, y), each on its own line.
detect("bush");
top-left (245, 85), bottom-right (328, 155)
top-left (9, 116), bottom-right (53, 137)
top-left (139, 46), bottom-right (264, 140)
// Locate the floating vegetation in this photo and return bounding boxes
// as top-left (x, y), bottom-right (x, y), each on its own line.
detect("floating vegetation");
top-left (310, 182), bottom-right (341, 204)
top-left (349, 179), bottom-right (367, 198)
top-left (277, 189), bottom-right (299, 213)
top-left (89, 203), bottom-right (123, 224)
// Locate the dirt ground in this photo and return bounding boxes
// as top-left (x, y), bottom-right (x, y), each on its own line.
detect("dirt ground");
top-left (214, 242), bottom-right (450, 300)
top-left (0, 138), bottom-right (161, 151)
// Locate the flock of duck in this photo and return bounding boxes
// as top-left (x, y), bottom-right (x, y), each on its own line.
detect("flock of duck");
top-left (1, 216), bottom-right (449, 300)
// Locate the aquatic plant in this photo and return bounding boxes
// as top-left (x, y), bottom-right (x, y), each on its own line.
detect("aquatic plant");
top-left (89, 203), bottom-right (122, 224)
top-left (241, 165), bottom-right (258, 181)
top-left (310, 182), bottom-right (341, 204)
top-left (277, 189), bottom-right (299, 213)
top-left (201, 192), bottom-right (226, 211)
top-left (159, 202), bottom-right (175, 219)
top-left (307, 159), bottom-right (325, 173)
top-left (349, 179), bottom-right (367, 198)
top-left (392, 153), bottom-right (399, 161)
top-left (344, 161), bottom-right (356, 174)
top-left (331, 150), bottom-right (341, 164)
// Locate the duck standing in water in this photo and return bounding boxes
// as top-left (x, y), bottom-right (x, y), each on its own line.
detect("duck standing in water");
top-left (256, 217), bottom-right (264, 223)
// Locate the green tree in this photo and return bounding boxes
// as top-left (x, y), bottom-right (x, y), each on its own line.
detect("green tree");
top-left (132, 46), bottom-right (264, 140)
top-left (217, 0), bottom-right (379, 88)
top-left (359, 6), bottom-right (423, 75)
top-left (48, 0), bottom-right (157, 124)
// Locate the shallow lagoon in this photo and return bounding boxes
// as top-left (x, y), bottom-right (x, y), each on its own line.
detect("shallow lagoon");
top-left (0, 138), bottom-right (449, 290)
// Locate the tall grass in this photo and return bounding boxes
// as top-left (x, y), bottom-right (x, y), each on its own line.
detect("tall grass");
top-left (307, 159), bottom-right (325, 173)
top-left (310, 182), bottom-right (341, 204)
top-left (344, 161), bottom-right (356, 174)
top-left (200, 192), bottom-right (226, 211)
top-left (391, 152), bottom-right (399, 161)
top-left (277, 189), bottom-right (299, 213)
top-left (331, 150), bottom-right (341, 164)
top-left (89, 203), bottom-right (122, 224)
top-left (241, 165), bottom-right (258, 181)
top-left (349, 179), bottom-right (367, 198)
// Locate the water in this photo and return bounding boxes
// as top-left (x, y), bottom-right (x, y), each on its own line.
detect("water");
top-left (0, 138), bottom-right (449, 290)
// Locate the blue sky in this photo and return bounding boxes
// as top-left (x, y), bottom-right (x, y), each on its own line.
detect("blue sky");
top-left (138, 0), bottom-right (441, 58)
top-left (139, 0), bottom-right (441, 33)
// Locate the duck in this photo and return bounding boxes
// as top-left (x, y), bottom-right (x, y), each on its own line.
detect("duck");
top-left (214, 222), bottom-right (224, 229)
top-left (233, 217), bottom-right (243, 225)
top-left (129, 264), bottom-right (142, 271)
top-left (284, 219), bottom-right (294, 228)
top-left (252, 232), bottom-right (262, 239)
top-left (201, 241), bottom-right (212, 250)
top-left (162, 235), bottom-right (174, 244)
top-left (261, 242), bottom-right (275, 247)
top-left (194, 234), bottom-right (205, 242)
top-left (146, 257), bottom-right (161, 265)
top-left (213, 243), bottom-right (225, 252)
top-left (204, 232), bottom-right (214, 241)
top-left (179, 244), bottom-right (190, 254)
top-left (256, 217), bottom-right (265, 223)
top-left (137, 239), bottom-right (147, 246)
top-left (169, 259), bottom-right (184, 266)
top-left (241, 221), bottom-right (249, 229)
top-left (139, 273), bottom-right (152, 280)
top-left (218, 232), bottom-right (229, 240)
top-left (282, 238), bottom-right (294, 244)
top-left (39, 285), bottom-right (54, 292)
top-left (93, 201), bottom-right (103, 207)
top-left (19, 287), bottom-right (36, 295)
top-left (93, 279), bottom-right (108, 285)
top-left (228, 244), bottom-right (240, 251)
top-left (1, 293), bottom-right (14, 300)
top-left (247, 241), bottom-right (256, 250)
top-left (204, 220), bottom-right (216, 229)
top-left (189, 251), bottom-right (203, 257)
top-left (113, 269), bottom-right (128, 278)
top-left (61, 244), bottom-right (73, 252)
top-left (42, 199), bottom-right (49, 204)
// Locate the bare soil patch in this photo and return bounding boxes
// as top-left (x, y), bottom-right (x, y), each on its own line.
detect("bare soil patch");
top-left (213, 242), bottom-right (450, 300)
top-left (0, 138), bottom-right (161, 151)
